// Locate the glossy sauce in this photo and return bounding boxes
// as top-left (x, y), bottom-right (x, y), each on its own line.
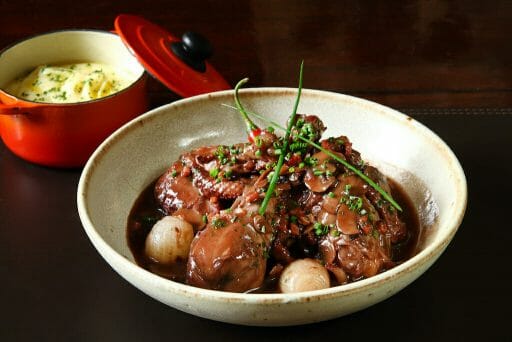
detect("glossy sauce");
top-left (127, 177), bottom-right (420, 292)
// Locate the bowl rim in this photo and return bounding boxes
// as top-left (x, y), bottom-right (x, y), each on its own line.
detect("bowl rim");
top-left (77, 87), bottom-right (467, 303)
top-left (0, 29), bottom-right (146, 106)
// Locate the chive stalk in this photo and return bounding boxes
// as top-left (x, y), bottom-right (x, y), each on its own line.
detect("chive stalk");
top-left (258, 61), bottom-right (304, 215)
top-left (221, 103), bottom-right (403, 212)
top-left (234, 78), bottom-right (261, 142)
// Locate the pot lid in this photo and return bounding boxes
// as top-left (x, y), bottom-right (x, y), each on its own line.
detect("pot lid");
top-left (114, 14), bottom-right (231, 98)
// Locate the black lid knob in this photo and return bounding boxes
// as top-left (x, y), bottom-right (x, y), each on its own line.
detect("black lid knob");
top-left (170, 31), bottom-right (213, 73)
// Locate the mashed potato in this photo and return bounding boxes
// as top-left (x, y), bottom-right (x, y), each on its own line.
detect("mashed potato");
top-left (5, 62), bottom-right (136, 103)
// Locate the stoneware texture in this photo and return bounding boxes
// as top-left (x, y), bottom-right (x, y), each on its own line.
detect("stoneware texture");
top-left (77, 88), bottom-right (467, 326)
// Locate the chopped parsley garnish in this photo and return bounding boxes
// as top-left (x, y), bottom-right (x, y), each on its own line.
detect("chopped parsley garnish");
top-left (304, 156), bottom-right (318, 166)
top-left (314, 222), bottom-right (329, 236)
top-left (211, 218), bottom-right (226, 228)
top-left (215, 146), bottom-right (229, 164)
top-left (209, 168), bottom-right (219, 178)
top-left (224, 169), bottom-right (233, 179)
top-left (340, 194), bottom-right (363, 212)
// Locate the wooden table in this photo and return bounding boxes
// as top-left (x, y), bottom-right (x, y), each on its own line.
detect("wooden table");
top-left (1, 1), bottom-right (511, 340)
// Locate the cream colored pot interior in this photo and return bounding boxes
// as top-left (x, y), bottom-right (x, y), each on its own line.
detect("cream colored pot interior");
top-left (0, 30), bottom-right (144, 90)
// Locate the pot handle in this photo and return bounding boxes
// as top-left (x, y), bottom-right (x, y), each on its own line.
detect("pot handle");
top-left (0, 102), bottom-right (39, 115)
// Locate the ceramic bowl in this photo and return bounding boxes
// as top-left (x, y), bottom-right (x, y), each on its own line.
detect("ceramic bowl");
top-left (77, 88), bottom-right (467, 326)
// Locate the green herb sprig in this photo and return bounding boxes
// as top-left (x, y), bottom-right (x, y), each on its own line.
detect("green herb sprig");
top-left (258, 61), bottom-right (304, 215)
top-left (233, 62), bottom-right (304, 215)
top-left (234, 78), bottom-right (261, 142)
top-left (222, 102), bottom-right (403, 212)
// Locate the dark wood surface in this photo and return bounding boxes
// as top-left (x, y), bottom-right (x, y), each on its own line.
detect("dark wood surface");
top-left (1, 1), bottom-right (511, 341)
top-left (2, 0), bottom-right (512, 107)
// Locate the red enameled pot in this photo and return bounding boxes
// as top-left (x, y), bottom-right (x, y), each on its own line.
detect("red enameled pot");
top-left (0, 30), bottom-right (148, 167)
top-left (0, 15), bottom-right (230, 167)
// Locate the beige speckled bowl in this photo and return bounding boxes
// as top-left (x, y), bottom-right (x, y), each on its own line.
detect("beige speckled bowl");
top-left (77, 88), bottom-right (467, 326)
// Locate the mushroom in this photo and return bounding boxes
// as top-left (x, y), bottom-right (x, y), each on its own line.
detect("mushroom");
top-left (303, 151), bottom-right (339, 193)
top-left (336, 203), bottom-right (360, 235)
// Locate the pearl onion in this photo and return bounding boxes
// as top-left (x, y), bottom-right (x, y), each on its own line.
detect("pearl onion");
top-left (279, 259), bottom-right (330, 293)
top-left (145, 216), bottom-right (194, 265)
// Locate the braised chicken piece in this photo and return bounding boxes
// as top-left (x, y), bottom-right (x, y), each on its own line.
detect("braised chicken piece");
top-left (186, 221), bottom-right (267, 292)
